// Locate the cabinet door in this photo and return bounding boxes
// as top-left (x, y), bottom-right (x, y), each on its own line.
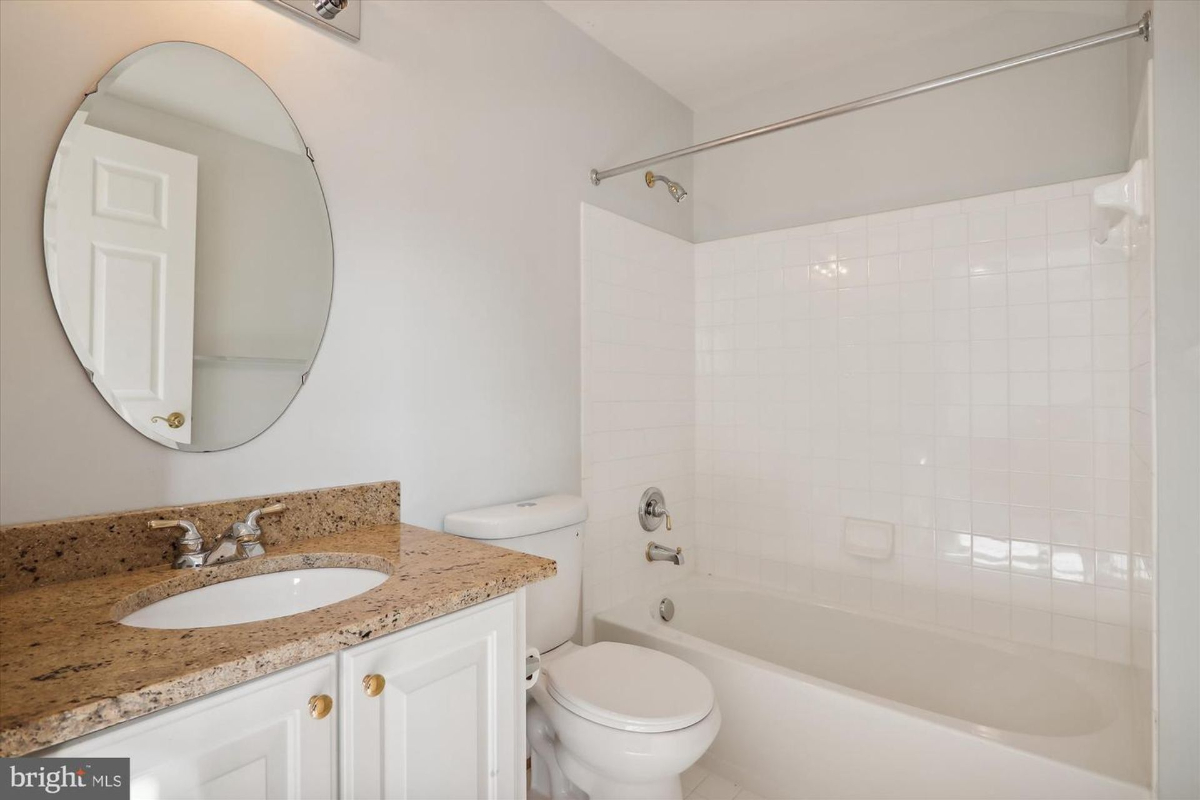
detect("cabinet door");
top-left (43, 655), bottom-right (337, 800)
top-left (340, 592), bottom-right (523, 800)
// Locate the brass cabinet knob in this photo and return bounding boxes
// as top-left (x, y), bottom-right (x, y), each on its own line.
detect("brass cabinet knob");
top-left (362, 674), bottom-right (385, 697)
top-left (308, 694), bottom-right (333, 719)
top-left (150, 412), bottom-right (186, 429)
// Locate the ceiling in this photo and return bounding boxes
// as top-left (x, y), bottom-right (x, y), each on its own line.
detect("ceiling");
top-left (545, 0), bottom-right (1131, 111)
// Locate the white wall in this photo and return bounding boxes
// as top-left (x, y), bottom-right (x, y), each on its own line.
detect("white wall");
top-left (1144, 1), bottom-right (1200, 795)
top-left (580, 204), bottom-right (694, 639)
top-left (692, 9), bottom-right (1133, 241)
top-left (0, 0), bottom-right (693, 526)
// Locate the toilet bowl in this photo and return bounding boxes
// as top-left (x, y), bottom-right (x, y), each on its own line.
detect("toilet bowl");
top-left (443, 496), bottom-right (721, 799)
top-left (528, 641), bottom-right (721, 800)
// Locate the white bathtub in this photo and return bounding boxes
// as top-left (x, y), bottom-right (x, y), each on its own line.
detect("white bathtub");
top-left (594, 577), bottom-right (1149, 799)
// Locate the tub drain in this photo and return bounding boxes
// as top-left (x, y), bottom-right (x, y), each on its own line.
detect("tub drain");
top-left (659, 597), bottom-right (675, 622)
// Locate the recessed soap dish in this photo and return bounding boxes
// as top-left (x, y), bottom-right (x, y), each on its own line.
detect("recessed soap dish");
top-left (842, 517), bottom-right (894, 560)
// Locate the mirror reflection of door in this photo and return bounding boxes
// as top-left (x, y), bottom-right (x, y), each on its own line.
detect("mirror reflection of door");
top-left (43, 43), bottom-right (333, 451)
top-left (54, 112), bottom-right (198, 444)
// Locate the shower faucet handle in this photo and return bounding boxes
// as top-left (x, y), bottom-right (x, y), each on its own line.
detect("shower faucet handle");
top-left (639, 487), bottom-right (672, 532)
top-left (652, 501), bottom-right (673, 531)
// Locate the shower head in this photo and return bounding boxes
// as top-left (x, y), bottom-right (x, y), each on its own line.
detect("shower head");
top-left (645, 171), bottom-right (688, 203)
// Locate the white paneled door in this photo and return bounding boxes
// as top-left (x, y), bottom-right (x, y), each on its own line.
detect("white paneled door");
top-left (57, 116), bottom-right (198, 443)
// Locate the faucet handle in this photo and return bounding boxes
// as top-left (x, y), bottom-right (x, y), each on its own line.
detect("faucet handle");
top-left (244, 502), bottom-right (287, 534)
top-left (649, 499), bottom-right (672, 531)
top-left (639, 487), bottom-right (673, 532)
top-left (148, 519), bottom-right (204, 554)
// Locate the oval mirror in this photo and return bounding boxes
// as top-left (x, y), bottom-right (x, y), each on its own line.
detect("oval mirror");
top-left (43, 42), bottom-right (332, 451)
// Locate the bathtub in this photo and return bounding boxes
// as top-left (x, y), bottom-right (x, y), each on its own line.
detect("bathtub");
top-left (594, 577), bottom-right (1149, 799)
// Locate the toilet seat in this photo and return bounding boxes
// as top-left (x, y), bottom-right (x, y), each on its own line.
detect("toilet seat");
top-left (544, 641), bottom-right (714, 733)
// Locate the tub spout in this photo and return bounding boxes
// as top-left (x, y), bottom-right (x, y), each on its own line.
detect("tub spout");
top-left (646, 541), bottom-right (684, 565)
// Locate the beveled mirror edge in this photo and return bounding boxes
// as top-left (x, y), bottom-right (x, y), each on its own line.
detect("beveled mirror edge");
top-left (42, 40), bottom-right (336, 453)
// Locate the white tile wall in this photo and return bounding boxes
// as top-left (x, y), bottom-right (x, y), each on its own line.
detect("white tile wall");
top-left (693, 175), bottom-right (1146, 663)
top-left (580, 176), bottom-right (1152, 667)
top-left (581, 204), bottom-right (695, 640)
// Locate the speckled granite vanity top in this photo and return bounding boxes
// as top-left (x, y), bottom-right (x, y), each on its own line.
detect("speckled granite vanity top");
top-left (0, 484), bottom-right (555, 756)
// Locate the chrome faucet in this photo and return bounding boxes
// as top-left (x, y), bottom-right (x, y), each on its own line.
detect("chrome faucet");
top-left (646, 541), bottom-right (684, 566)
top-left (213, 502), bottom-right (285, 561)
top-left (148, 519), bottom-right (207, 569)
top-left (149, 502), bottom-right (287, 569)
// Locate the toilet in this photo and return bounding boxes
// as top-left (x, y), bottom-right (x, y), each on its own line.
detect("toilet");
top-left (445, 495), bottom-right (720, 800)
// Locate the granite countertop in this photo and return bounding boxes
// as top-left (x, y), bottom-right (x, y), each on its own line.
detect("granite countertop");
top-left (0, 523), bottom-right (555, 756)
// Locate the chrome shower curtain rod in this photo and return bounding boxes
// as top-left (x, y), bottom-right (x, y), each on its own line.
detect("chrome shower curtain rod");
top-left (589, 12), bottom-right (1151, 186)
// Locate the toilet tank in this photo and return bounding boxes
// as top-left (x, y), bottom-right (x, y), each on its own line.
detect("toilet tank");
top-left (444, 495), bottom-right (587, 652)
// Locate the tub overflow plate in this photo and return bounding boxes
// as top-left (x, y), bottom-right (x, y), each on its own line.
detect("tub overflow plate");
top-left (659, 597), bottom-right (675, 622)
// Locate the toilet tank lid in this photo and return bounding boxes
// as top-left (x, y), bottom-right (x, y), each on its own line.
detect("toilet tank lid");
top-left (444, 495), bottom-right (587, 540)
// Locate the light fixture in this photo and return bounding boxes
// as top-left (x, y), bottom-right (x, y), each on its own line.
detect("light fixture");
top-left (313, 0), bottom-right (346, 20)
top-left (269, 0), bottom-right (360, 41)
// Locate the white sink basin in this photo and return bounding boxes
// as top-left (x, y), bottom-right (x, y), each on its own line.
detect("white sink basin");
top-left (119, 567), bottom-right (390, 629)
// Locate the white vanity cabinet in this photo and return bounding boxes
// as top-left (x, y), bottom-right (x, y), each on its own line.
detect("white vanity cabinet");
top-left (39, 592), bottom-right (526, 800)
top-left (340, 593), bottom-right (521, 800)
top-left (45, 655), bottom-right (339, 799)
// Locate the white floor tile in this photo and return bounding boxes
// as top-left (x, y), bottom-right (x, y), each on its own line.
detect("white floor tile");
top-left (681, 763), bottom-right (709, 796)
top-left (691, 772), bottom-right (741, 800)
